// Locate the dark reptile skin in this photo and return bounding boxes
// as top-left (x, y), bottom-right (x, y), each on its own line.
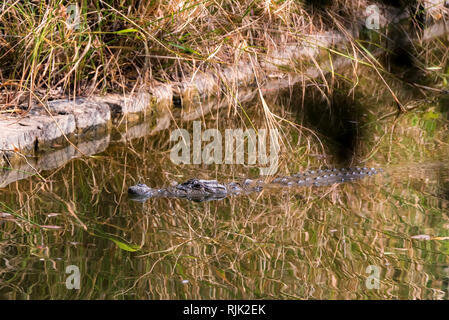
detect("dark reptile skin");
top-left (128, 167), bottom-right (383, 202)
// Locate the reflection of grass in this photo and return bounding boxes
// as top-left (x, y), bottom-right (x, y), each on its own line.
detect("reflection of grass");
top-left (2, 58), bottom-right (449, 299)
top-left (1, 123), bottom-right (449, 299)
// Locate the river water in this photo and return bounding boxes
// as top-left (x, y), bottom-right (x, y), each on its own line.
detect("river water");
top-left (1, 69), bottom-right (449, 299)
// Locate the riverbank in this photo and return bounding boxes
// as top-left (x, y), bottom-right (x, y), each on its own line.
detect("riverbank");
top-left (0, 1), bottom-right (448, 169)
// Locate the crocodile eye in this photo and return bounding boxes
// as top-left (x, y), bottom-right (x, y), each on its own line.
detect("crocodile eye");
top-left (243, 179), bottom-right (253, 185)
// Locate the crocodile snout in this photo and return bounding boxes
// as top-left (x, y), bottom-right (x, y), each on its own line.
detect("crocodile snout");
top-left (128, 183), bottom-right (154, 198)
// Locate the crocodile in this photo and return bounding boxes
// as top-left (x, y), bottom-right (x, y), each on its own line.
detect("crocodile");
top-left (128, 167), bottom-right (383, 202)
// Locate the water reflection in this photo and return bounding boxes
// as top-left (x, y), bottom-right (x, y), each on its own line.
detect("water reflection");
top-left (1, 79), bottom-right (449, 299)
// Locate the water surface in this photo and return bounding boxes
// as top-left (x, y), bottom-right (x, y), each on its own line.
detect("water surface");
top-left (1, 75), bottom-right (449, 299)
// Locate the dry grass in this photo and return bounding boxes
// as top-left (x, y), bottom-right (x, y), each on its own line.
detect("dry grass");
top-left (3, 0), bottom-right (446, 106)
top-left (0, 0), bottom-right (448, 151)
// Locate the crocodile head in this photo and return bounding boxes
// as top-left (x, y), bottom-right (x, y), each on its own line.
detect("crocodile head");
top-left (128, 179), bottom-right (229, 202)
top-left (128, 183), bottom-right (156, 201)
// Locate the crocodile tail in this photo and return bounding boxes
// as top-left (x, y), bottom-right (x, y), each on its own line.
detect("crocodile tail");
top-left (272, 167), bottom-right (382, 187)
